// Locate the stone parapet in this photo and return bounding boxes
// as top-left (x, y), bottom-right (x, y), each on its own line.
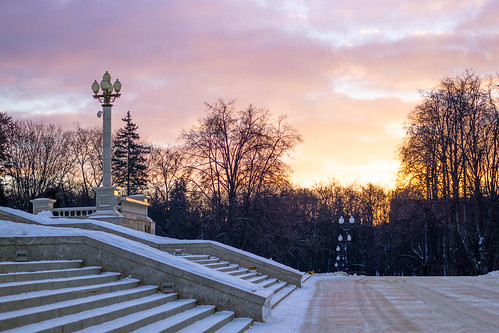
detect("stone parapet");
top-left (159, 241), bottom-right (304, 288)
top-left (0, 206), bottom-right (303, 289)
top-left (0, 224), bottom-right (271, 321)
top-left (30, 198), bottom-right (56, 215)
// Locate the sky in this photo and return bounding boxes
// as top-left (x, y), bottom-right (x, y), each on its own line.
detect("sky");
top-left (1, 0), bottom-right (498, 188)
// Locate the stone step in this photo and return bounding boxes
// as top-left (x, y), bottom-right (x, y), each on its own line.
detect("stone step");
top-left (214, 317), bottom-right (254, 333)
top-left (0, 272), bottom-right (122, 297)
top-left (0, 260), bottom-right (255, 332)
top-left (131, 305), bottom-right (216, 333)
top-left (181, 254), bottom-right (211, 261)
top-left (0, 266), bottom-right (102, 283)
top-left (270, 284), bottom-right (297, 309)
top-left (0, 285), bottom-right (164, 330)
top-left (192, 258), bottom-right (221, 265)
top-left (302, 273), bottom-right (313, 283)
top-left (75, 298), bottom-right (197, 333)
top-left (177, 310), bottom-right (235, 333)
top-left (0, 278), bottom-right (142, 313)
top-left (0, 260), bottom-right (83, 273)
top-left (204, 261), bottom-right (230, 269)
top-left (228, 268), bottom-right (249, 276)
top-left (246, 274), bottom-right (268, 284)
top-left (216, 264), bottom-right (239, 273)
top-left (238, 272), bottom-right (260, 280)
top-left (257, 277), bottom-right (278, 289)
top-left (264, 280), bottom-right (287, 294)
top-left (178, 253), bottom-right (295, 313)
top-left (7, 292), bottom-right (182, 332)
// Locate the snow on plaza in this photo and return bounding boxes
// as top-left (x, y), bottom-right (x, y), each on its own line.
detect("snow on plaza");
top-left (249, 273), bottom-right (499, 332)
top-left (1, 218), bottom-right (499, 332)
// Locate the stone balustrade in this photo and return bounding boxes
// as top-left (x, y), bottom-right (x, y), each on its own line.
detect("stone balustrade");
top-left (52, 207), bottom-right (97, 218)
top-left (30, 196), bottom-right (155, 234)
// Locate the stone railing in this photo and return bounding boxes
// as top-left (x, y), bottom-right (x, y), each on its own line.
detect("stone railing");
top-left (52, 207), bottom-right (97, 219)
top-left (30, 196), bottom-right (155, 234)
top-left (30, 198), bottom-right (96, 219)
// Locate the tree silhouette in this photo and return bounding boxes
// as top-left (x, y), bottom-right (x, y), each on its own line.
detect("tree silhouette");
top-left (398, 71), bottom-right (499, 275)
top-left (112, 111), bottom-right (150, 196)
top-left (181, 99), bottom-right (302, 246)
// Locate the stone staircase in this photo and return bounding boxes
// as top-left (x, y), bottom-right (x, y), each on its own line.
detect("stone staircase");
top-left (181, 255), bottom-right (297, 309)
top-left (0, 260), bottom-right (253, 332)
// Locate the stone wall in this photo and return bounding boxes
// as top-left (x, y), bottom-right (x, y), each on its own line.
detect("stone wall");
top-left (0, 232), bottom-right (271, 321)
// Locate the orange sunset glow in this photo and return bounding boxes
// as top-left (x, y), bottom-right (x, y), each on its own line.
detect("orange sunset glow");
top-left (1, 1), bottom-right (497, 187)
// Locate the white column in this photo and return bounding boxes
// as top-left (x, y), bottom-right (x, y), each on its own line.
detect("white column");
top-left (102, 103), bottom-right (112, 187)
top-left (90, 102), bottom-right (122, 223)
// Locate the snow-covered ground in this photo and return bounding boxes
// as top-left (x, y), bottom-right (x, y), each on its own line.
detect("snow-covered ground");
top-left (249, 273), bottom-right (499, 332)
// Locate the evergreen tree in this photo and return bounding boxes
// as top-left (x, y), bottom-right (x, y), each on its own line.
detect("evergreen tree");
top-left (112, 111), bottom-right (150, 196)
top-left (0, 112), bottom-right (12, 205)
top-left (0, 112), bottom-right (11, 163)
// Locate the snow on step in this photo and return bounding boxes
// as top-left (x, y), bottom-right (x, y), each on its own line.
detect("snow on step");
top-left (302, 273), bottom-right (313, 284)
top-left (216, 264), bottom-right (239, 272)
top-left (0, 260), bottom-right (258, 332)
top-left (246, 275), bottom-right (268, 284)
top-left (0, 272), bottom-right (121, 297)
top-left (270, 284), bottom-right (297, 309)
top-left (229, 268), bottom-right (249, 276)
top-left (0, 285), bottom-right (163, 330)
top-left (192, 258), bottom-right (220, 265)
top-left (257, 277), bottom-right (278, 289)
top-left (181, 255), bottom-right (210, 261)
top-left (74, 298), bottom-right (197, 333)
top-left (0, 266), bottom-right (101, 283)
top-left (131, 305), bottom-right (216, 333)
top-left (238, 272), bottom-right (259, 280)
top-left (204, 261), bottom-right (230, 269)
top-left (214, 317), bottom-right (254, 333)
top-left (3, 292), bottom-right (177, 333)
top-left (0, 278), bottom-right (141, 313)
top-left (176, 310), bottom-right (235, 333)
top-left (264, 280), bottom-right (287, 294)
top-left (0, 260), bottom-right (83, 273)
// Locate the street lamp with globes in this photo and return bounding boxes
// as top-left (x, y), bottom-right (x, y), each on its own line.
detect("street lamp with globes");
top-left (91, 71), bottom-right (121, 188)
top-left (335, 215), bottom-right (355, 272)
top-left (89, 71), bottom-right (122, 221)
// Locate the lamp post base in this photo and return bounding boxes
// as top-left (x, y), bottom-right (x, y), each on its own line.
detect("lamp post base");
top-left (89, 186), bottom-right (122, 224)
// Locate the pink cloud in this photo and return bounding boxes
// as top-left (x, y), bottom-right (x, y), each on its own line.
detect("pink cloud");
top-left (0, 0), bottom-right (496, 186)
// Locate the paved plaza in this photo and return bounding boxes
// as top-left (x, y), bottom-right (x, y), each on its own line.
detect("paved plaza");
top-left (249, 274), bottom-right (499, 332)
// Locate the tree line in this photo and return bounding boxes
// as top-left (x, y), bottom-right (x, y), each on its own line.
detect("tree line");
top-left (1, 72), bottom-right (498, 276)
top-left (398, 70), bottom-right (499, 275)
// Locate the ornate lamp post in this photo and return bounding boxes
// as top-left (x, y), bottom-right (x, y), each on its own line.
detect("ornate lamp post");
top-left (89, 71), bottom-right (122, 221)
top-left (92, 71), bottom-right (121, 188)
top-left (335, 215), bottom-right (355, 272)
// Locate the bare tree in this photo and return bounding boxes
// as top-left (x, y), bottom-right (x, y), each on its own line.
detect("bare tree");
top-left (147, 145), bottom-right (187, 204)
top-left (3, 120), bottom-right (75, 210)
top-left (398, 71), bottom-right (499, 274)
top-left (67, 125), bottom-right (103, 204)
top-left (181, 99), bottom-right (302, 229)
